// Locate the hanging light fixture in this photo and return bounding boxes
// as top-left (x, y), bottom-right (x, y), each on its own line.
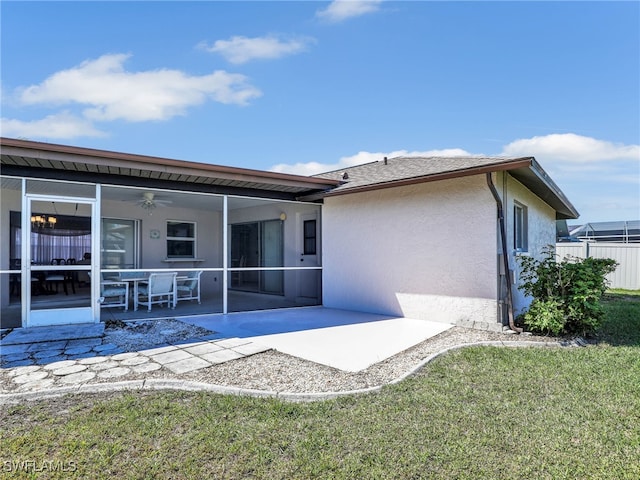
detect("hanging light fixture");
top-left (31, 201), bottom-right (59, 229)
top-left (31, 214), bottom-right (57, 229)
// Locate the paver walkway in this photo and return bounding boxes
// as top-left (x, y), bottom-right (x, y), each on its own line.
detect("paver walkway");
top-left (1, 325), bottom-right (270, 393)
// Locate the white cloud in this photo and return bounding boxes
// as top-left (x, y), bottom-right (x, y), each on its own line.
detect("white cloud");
top-left (16, 53), bottom-right (262, 122)
top-left (271, 148), bottom-right (473, 175)
top-left (270, 134), bottom-right (638, 222)
top-left (0, 112), bottom-right (106, 139)
top-left (316, 0), bottom-right (383, 23)
top-left (502, 133), bottom-right (639, 221)
top-left (199, 35), bottom-right (315, 64)
top-left (501, 133), bottom-right (640, 162)
top-left (271, 133), bottom-right (639, 178)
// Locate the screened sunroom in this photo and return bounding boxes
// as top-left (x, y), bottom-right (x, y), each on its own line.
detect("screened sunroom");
top-left (0, 138), bottom-right (338, 329)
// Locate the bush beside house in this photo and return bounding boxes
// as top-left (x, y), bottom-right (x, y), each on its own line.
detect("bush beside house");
top-left (517, 247), bottom-right (618, 335)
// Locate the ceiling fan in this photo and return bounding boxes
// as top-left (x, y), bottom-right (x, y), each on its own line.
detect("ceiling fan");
top-left (136, 192), bottom-right (172, 214)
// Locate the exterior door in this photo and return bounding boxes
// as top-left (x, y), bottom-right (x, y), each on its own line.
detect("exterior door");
top-left (298, 212), bottom-right (320, 299)
top-left (25, 196), bottom-right (97, 327)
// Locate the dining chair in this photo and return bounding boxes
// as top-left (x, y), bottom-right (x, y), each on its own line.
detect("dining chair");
top-left (45, 258), bottom-right (75, 294)
top-left (176, 270), bottom-right (202, 304)
top-left (65, 258), bottom-right (80, 289)
top-left (135, 272), bottom-right (177, 312)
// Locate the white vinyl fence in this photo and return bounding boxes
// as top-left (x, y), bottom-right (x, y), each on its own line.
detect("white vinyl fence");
top-left (555, 242), bottom-right (640, 290)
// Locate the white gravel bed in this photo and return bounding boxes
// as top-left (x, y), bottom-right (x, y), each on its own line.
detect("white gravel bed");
top-left (102, 319), bottom-right (214, 352)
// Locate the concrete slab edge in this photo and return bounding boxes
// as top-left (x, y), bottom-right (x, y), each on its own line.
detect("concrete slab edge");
top-left (0, 340), bottom-right (565, 404)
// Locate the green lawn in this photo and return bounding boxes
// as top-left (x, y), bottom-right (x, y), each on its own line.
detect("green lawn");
top-left (1, 293), bottom-right (639, 479)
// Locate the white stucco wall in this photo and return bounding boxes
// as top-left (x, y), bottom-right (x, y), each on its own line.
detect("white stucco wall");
top-left (499, 172), bottom-right (557, 316)
top-left (322, 175), bottom-right (499, 325)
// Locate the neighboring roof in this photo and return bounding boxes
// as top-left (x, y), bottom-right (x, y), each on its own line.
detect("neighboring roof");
top-left (570, 220), bottom-right (640, 242)
top-left (0, 137), bottom-right (339, 196)
top-left (313, 155), bottom-right (579, 219)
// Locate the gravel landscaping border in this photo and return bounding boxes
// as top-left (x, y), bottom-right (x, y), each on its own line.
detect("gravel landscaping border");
top-left (0, 325), bottom-right (566, 404)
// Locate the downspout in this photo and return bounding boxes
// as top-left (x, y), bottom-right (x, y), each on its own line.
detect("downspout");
top-left (486, 172), bottom-right (522, 333)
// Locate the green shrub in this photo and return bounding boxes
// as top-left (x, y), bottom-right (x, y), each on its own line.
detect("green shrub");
top-left (518, 247), bottom-right (617, 336)
top-left (521, 298), bottom-right (566, 335)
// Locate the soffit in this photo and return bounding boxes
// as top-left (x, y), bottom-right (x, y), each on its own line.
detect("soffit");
top-left (0, 138), bottom-right (339, 195)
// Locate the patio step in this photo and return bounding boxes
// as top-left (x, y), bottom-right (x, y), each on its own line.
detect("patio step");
top-left (0, 323), bottom-right (105, 346)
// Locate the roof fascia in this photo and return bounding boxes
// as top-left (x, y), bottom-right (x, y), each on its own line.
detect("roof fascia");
top-left (509, 159), bottom-right (579, 220)
top-left (0, 138), bottom-right (340, 191)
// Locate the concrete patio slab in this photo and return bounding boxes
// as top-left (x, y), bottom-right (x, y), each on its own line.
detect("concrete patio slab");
top-left (252, 317), bottom-right (452, 372)
top-left (1, 306), bottom-right (457, 398)
top-left (180, 307), bottom-right (453, 372)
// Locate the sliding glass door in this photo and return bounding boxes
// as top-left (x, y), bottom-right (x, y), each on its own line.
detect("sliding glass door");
top-left (101, 218), bottom-right (138, 269)
top-left (261, 219), bottom-right (284, 294)
top-left (230, 219), bottom-right (283, 295)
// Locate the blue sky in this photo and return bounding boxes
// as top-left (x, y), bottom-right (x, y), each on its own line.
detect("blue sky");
top-left (2, 1), bottom-right (639, 223)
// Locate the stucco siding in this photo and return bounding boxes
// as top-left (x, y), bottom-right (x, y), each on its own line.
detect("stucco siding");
top-left (322, 175), bottom-right (498, 325)
top-left (500, 172), bottom-right (557, 315)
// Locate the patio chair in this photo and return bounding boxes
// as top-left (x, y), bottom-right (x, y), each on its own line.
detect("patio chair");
top-left (100, 274), bottom-right (129, 311)
top-left (176, 270), bottom-right (202, 304)
top-left (135, 272), bottom-right (177, 312)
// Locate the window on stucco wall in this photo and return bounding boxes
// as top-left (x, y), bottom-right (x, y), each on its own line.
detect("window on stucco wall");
top-left (167, 220), bottom-right (196, 258)
top-left (514, 201), bottom-right (528, 252)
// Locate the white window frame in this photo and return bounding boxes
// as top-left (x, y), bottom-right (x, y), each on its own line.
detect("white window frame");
top-left (514, 201), bottom-right (528, 253)
top-left (166, 220), bottom-right (196, 258)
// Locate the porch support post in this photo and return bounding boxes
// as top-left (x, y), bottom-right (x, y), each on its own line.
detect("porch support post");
top-left (222, 195), bottom-right (228, 314)
top-left (20, 178), bottom-right (28, 327)
top-left (92, 184), bottom-right (101, 322)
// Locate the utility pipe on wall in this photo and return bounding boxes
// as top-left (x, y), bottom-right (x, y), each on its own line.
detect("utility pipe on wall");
top-left (486, 172), bottom-right (522, 333)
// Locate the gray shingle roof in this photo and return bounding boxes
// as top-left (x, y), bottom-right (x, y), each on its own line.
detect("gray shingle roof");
top-left (312, 155), bottom-right (579, 220)
top-left (314, 156), bottom-right (533, 192)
